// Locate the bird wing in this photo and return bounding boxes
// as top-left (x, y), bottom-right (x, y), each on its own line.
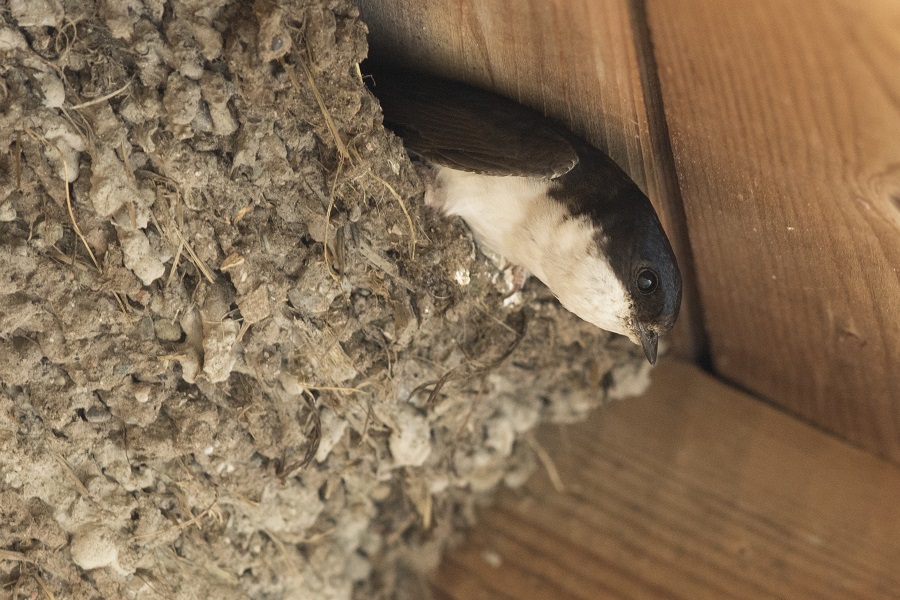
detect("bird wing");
top-left (366, 68), bottom-right (579, 179)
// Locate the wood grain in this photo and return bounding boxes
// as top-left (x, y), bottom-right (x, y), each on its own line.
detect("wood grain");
top-left (644, 1), bottom-right (900, 459)
top-left (431, 361), bottom-right (900, 599)
top-left (358, 0), bottom-right (705, 360)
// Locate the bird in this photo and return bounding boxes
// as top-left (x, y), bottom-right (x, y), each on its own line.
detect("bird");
top-left (365, 67), bottom-right (681, 364)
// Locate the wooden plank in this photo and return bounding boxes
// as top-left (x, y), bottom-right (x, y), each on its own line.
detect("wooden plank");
top-left (643, 0), bottom-right (900, 459)
top-left (358, 0), bottom-right (705, 360)
top-left (431, 361), bottom-right (900, 599)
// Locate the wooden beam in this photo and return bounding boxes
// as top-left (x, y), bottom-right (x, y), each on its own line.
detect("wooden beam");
top-left (358, 0), bottom-right (706, 360)
top-left (644, 0), bottom-right (900, 459)
top-left (432, 361), bottom-right (900, 599)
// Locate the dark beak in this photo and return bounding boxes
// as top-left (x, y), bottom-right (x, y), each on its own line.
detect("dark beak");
top-left (637, 326), bottom-right (659, 365)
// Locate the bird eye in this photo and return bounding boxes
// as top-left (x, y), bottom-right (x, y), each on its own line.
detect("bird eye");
top-left (636, 269), bottom-right (658, 295)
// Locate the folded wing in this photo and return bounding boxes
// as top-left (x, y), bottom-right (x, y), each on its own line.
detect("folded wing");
top-left (366, 68), bottom-right (579, 179)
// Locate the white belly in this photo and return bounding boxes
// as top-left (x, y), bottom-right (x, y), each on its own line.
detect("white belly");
top-left (427, 166), bottom-right (634, 338)
top-left (429, 167), bottom-right (557, 281)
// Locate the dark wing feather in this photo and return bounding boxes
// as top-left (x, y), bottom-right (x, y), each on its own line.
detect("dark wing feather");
top-left (366, 68), bottom-right (579, 179)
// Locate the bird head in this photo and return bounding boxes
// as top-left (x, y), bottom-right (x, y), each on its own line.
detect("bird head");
top-left (621, 255), bottom-right (682, 365)
top-left (592, 197), bottom-right (682, 365)
top-left (542, 190), bottom-right (682, 365)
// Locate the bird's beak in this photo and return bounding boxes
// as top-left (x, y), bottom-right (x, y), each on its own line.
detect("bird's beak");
top-left (636, 325), bottom-right (658, 365)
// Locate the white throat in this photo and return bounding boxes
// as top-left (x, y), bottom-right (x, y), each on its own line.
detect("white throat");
top-left (428, 167), bottom-right (633, 337)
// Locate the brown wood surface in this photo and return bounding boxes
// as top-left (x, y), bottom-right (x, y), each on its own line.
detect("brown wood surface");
top-left (431, 361), bottom-right (900, 600)
top-left (358, 0), bottom-right (705, 361)
top-left (644, 1), bottom-right (900, 459)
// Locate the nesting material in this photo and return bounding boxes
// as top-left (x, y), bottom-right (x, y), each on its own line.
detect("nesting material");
top-left (0, 1), bottom-right (651, 598)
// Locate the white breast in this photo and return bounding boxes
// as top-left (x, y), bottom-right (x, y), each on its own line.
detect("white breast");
top-left (428, 167), bottom-right (635, 338)
top-left (428, 168), bottom-right (550, 273)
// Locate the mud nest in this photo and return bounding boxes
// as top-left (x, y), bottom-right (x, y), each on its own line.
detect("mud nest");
top-left (0, 1), bottom-right (651, 598)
